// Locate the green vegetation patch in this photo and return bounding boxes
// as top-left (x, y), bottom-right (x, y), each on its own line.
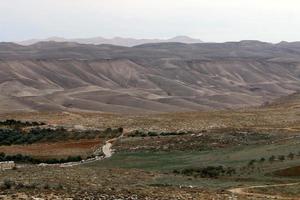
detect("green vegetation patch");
top-left (0, 152), bottom-right (82, 164)
top-left (127, 130), bottom-right (191, 137)
top-left (0, 126), bottom-right (123, 146)
top-left (92, 139), bottom-right (300, 175)
top-left (173, 166), bottom-right (236, 178)
top-left (0, 119), bottom-right (45, 128)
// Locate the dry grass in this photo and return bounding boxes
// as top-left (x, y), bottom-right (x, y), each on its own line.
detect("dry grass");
top-left (1, 106), bottom-right (300, 133)
top-left (0, 165), bottom-right (228, 200)
top-left (0, 102), bottom-right (299, 199)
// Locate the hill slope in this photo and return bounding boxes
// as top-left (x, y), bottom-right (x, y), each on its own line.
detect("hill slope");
top-left (17, 36), bottom-right (203, 47)
top-left (0, 41), bottom-right (300, 113)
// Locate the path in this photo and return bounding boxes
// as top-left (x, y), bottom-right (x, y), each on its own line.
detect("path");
top-left (228, 182), bottom-right (300, 199)
top-left (39, 132), bottom-right (124, 168)
top-left (102, 141), bottom-right (113, 158)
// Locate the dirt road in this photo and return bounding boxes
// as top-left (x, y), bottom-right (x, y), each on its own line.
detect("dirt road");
top-left (229, 182), bottom-right (300, 199)
top-left (41, 132), bottom-right (125, 168)
top-left (102, 142), bottom-right (113, 158)
top-left (59, 136), bottom-right (120, 167)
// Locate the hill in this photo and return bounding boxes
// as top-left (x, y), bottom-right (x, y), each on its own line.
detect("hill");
top-left (17, 36), bottom-right (203, 47)
top-left (0, 41), bottom-right (300, 113)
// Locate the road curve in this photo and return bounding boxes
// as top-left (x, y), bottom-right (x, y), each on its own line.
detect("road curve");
top-left (39, 133), bottom-right (124, 168)
top-left (102, 141), bottom-right (113, 158)
top-left (228, 182), bottom-right (300, 200)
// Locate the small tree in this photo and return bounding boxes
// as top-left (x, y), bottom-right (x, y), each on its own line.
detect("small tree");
top-left (278, 155), bottom-right (285, 162)
top-left (248, 159), bottom-right (256, 167)
top-left (269, 155), bottom-right (276, 163)
top-left (117, 127), bottom-right (124, 133)
top-left (288, 152), bottom-right (295, 160)
top-left (259, 157), bottom-right (266, 163)
top-left (226, 167), bottom-right (236, 176)
top-left (2, 179), bottom-right (15, 189)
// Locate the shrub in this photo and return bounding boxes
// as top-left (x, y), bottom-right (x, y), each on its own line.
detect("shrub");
top-left (278, 155), bottom-right (285, 162)
top-left (2, 179), bottom-right (15, 189)
top-left (174, 166), bottom-right (235, 178)
top-left (0, 152), bottom-right (83, 164)
top-left (128, 130), bottom-right (190, 137)
top-left (269, 155), bottom-right (276, 163)
top-left (288, 152), bottom-right (295, 160)
top-left (15, 183), bottom-right (25, 189)
top-left (0, 126), bottom-right (123, 146)
top-left (259, 157), bottom-right (266, 163)
top-left (248, 159), bottom-right (256, 166)
top-left (43, 183), bottom-right (49, 189)
top-left (117, 127), bottom-right (124, 133)
top-left (53, 183), bottom-right (63, 190)
top-left (0, 119), bottom-right (45, 127)
top-left (148, 132), bottom-right (159, 137)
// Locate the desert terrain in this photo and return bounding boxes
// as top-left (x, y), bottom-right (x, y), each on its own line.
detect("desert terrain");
top-left (0, 92), bottom-right (299, 199)
top-left (0, 41), bottom-right (300, 199)
top-left (1, 41), bottom-right (300, 113)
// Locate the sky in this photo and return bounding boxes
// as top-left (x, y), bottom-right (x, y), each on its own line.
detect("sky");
top-left (0, 0), bottom-right (300, 42)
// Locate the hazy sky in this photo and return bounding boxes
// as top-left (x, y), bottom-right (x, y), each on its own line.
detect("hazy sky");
top-left (1, 0), bottom-right (300, 42)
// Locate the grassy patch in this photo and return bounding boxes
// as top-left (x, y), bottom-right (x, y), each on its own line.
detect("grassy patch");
top-left (90, 140), bottom-right (300, 171)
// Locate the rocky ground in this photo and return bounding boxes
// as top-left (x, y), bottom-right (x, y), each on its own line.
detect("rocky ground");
top-left (0, 166), bottom-right (231, 200)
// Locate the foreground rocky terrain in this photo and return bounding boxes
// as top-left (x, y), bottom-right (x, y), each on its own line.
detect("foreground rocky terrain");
top-left (1, 41), bottom-right (300, 113)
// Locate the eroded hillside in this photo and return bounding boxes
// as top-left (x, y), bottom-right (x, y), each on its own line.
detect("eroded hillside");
top-left (0, 41), bottom-right (300, 113)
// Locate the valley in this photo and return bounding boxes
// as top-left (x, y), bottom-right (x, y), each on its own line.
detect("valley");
top-left (0, 41), bottom-right (300, 199)
top-left (2, 0), bottom-right (300, 199)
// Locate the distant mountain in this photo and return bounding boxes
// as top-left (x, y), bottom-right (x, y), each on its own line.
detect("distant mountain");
top-left (1, 40), bottom-right (300, 113)
top-left (17, 36), bottom-right (203, 47)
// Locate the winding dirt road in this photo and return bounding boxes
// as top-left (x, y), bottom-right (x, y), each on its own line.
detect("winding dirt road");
top-left (59, 140), bottom-right (114, 167)
top-left (59, 135), bottom-right (122, 167)
top-left (229, 182), bottom-right (300, 199)
top-left (41, 132), bottom-right (124, 168)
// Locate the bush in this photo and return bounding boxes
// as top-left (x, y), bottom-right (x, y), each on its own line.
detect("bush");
top-left (43, 183), bottom-right (50, 189)
top-left (259, 157), bottom-right (266, 163)
top-left (128, 130), bottom-right (190, 137)
top-left (0, 126), bottom-right (124, 146)
top-left (269, 155), bottom-right (276, 163)
top-left (0, 152), bottom-right (83, 164)
top-left (117, 127), bottom-right (124, 133)
top-left (175, 166), bottom-right (236, 178)
top-left (0, 119), bottom-right (45, 127)
top-left (53, 183), bottom-right (63, 190)
top-left (278, 155), bottom-right (285, 162)
top-left (148, 132), bottom-right (159, 137)
top-left (288, 152), bottom-right (295, 160)
top-left (1, 179), bottom-right (15, 189)
top-left (248, 159), bottom-right (256, 166)
top-left (15, 183), bottom-right (25, 189)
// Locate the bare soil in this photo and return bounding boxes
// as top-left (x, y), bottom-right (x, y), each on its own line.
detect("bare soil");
top-left (0, 139), bottom-right (103, 159)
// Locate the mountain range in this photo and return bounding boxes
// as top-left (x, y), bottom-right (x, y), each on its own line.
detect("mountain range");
top-left (0, 40), bottom-right (300, 113)
top-left (17, 36), bottom-right (203, 47)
